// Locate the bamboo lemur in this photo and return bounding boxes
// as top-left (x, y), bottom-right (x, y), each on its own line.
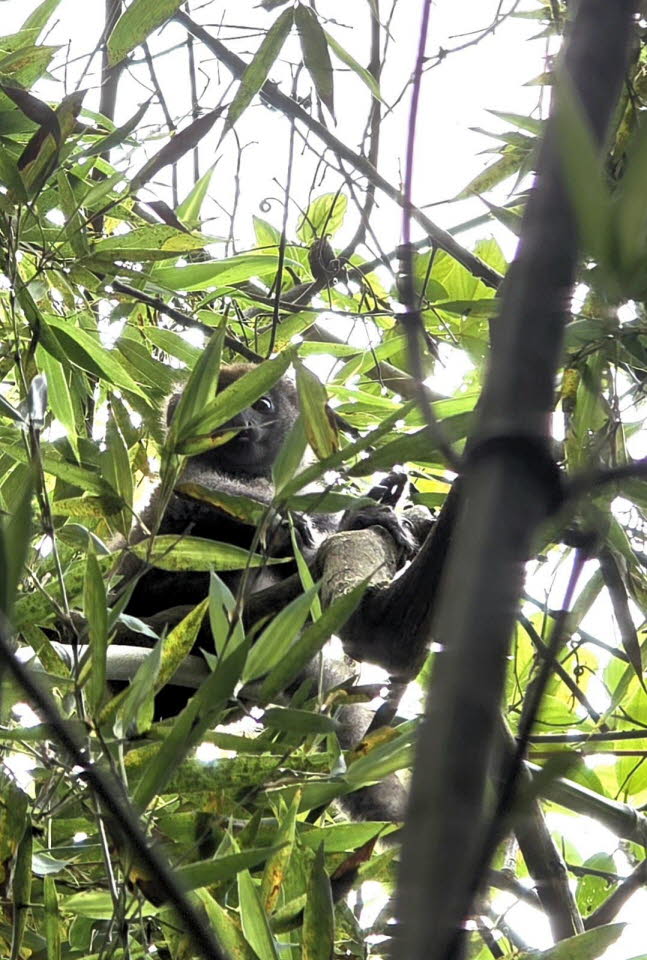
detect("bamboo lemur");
top-left (116, 362), bottom-right (425, 825)
top-left (123, 363), bottom-right (416, 625)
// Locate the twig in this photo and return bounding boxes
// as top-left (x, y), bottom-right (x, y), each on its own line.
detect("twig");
top-left (174, 11), bottom-right (502, 290)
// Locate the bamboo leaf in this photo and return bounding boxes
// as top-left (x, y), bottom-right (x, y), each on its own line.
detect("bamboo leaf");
top-left (108, 0), bottom-right (186, 65)
top-left (223, 8), bottom-right (294, 135)
top-left (295, 6), bottom-right (335, 118)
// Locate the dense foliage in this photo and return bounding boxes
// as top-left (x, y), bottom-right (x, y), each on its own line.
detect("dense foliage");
top-left (2, 1), bottom-right (647, 958)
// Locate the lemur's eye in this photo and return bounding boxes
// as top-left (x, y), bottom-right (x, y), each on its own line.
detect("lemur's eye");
top-left (252, 395), bottom-right (274, 413)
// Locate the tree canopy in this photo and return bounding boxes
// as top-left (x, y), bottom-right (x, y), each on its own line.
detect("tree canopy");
top-left (2, 2), bottom-right (647, 959)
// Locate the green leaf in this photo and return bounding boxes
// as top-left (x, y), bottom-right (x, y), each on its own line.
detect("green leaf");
top-left (297, 191), bottom-right (348, 244)
top-left (263, 707), bottom-right (339, 734)
top-left (95, 224), bottom-right (208, 260)
top-left (295, 361), bottom-right (338, 459)
top-left (295, 6), bottom-right (335, 118)
top-left (100, 412), bottom-right (133, 538)
top-left (21, 0), bottom-right (63, 34)
top-left (165, 323), bottom-right (225, 450)
top-left (260, 580), bottom-right (367, 700)
top-left (193, 888), bottom-right (258, 960)
top-left (176, 848), bottom-right (278, 892)
top-left (272, 414), bottom-right (308, 494)
top-left (113, 641), bottom-right (161, 738)
top-left (0, 440), bottom-right (107, 495)
top-left (325, 30), bottom-right (382, 100)
top-left (525, 924), bottom-right (625, 960)
top-left (129, 536), bottom-right (281, 572)
top-left (612, 120), bottom-right (647, 281)
top-left (84, 550), bottom-right (108, 714)
top-left (253, 215), bottom-right (281, 249)
top-left (78, 98), bottom-right (150, 158)
top-left (0, 474), bottom-right (32, 619)
top-left (555, 70), bottom-right (611, 266)
top-left (224, 8), bottom-right (294, 134)
top-left (155, 252), bottom-right (297, 291)
top-left (43, 876), bottom-right (61, 960)
top-left (175, 482), bottom-right (265, 526)
top-left (180, 351), bottom-right (293, 441)
top-left (45, 316), bottom-right (147, 398)
top-left (243, 584), bottom-right (319, 682)
top-left (261, 791), bottom-right (300, 911)
top-left (107, 0), bottom-right (186, 66)
top-left (302, 845), bottom-right (334, 960)
top-left (238, 865), bottom-right (280, 960)
top-left (176, 164), bottom-right (216, 226)
top-left (457, 149), bottom-right (525, 198)
top-left (10, 818), bottom-right (32, 960)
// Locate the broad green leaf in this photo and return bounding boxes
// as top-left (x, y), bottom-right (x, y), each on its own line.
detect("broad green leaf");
top-left (144, 326), bottom-right (202, 367)
top-left (181, 351), bottom-right (293, 440)
top-left (129, 536), bottom-right (282, 572)
top-left (56, 169), bottom-right (87, 255)
top-left (84, 551), bottom-right (108, 714)
top-left (238, 865), bottom-right (280, 960)
top-left (345, 725), bottom-right (416, 787)
top-left (253, 215), bottom-right (281, 248)
top-left (176, 848), bottom-right (277, 893)
top-left (224, 8), bottom-right (293, 134)
top-left (45, 316), bottom-right (147, 398)
top-left (457, 148), bottom-right (525, 198)
top-left (302, 845), bottom-right (334, 960)
top-left (165, 323), bottom-right (225, 450)
top-left (295, 6), bottom-right (335, 118)
top-left (612, 120), bottom-right (647, 282)
top-left (100, 412), bottom-right (133, 538)
top-left (43, 876), bottom-right (61, 960)
top-left (175, 482), bottom-right (265, 526)
top-left (10, 818), bottom-right (32, 960)
top-left (0, 475), bottom-right (32, 619)
top-left (108, 0), bottom-right (186, 66)
top-left (279, 399), bottom-right (416, 497)
top-left (263, 707), bottom-right (339, 734)
top-left (243, 584), bottom-right (319, 682)
top-left (156, 252), bottom-right (299, 291)
top-left (348, 412), bottom-right (472, 475)
top-left (295, 361), bottom-right (338, 459)
top-left (95, 224), bottom-right (208, 259)
top-left (112, 641), bottom-right (161, 739)
top-left (192, 889), bottom-right (258, 960)
top-left (260, 581), bottom-right (367, 700)
top-left (272, 414), bottom-right (308, 493)
top-left (0, 145), bottom-right (26, 199)
top-left (297, 192), bottom-right (348, 244)
top-left (0, 439), bottom-right (106, 495)
top-left (325, 30), bottom-right (381, 100)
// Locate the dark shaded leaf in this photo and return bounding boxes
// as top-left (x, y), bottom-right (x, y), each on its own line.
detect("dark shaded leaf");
top-left (295, 6), bottom-right (335, 118)
top-left (131, 108), bottom-right (223, 191)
